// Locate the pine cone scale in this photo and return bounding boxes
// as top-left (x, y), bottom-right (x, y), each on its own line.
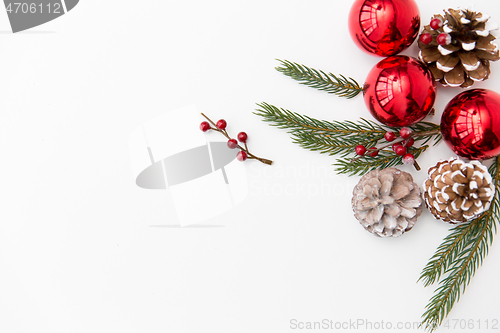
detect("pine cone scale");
top-left (400, 207), bottom-right (416, 218)
top-left (383, 214), bottom-right (397, 229)
top-left (438, 55), bottom-right (460, 71)
top-left (429, 65), bottom-right (444, 79)
top-left (478, 188), bottom-right (492, 198)
top-left (469, 62), bottom-right (489, 81)
top-left (385, 203), bottom-right (401, 216)
top-left (458, 51), bottom-right (480, 70)
top-left (357, 197), bottom-right (377, 210)
top-left (475, 49), bottom-right (500, 61)
top-left (421, 49), bottom-right (442, 62)
top-left (444, 66), bottom-right (465, 86)
top-left (401, 195), bottom-right (422, 208)
top-left (451, 170), bottom-right (468, 183)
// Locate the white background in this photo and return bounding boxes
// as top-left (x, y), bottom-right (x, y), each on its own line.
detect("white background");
top-left (0, 0), bottom-right (499, 332)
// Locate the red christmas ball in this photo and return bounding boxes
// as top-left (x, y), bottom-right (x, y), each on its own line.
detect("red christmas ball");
top-left (348, 0), bottom-right (420, 56)
top-left (363, 56), bottom-right (436, 127)
top-left (441, 89), bottom-right (500, 160)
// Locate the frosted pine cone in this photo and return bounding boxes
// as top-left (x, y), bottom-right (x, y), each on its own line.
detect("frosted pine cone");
top-left (423, 158), bottom-right (495, 224)
top-left (418, 7), bottom-right (500, 87)
top-left (352, 168), bottom-right (423, 238)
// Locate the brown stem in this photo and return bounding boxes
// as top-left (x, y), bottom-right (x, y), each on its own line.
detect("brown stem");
top-left (414, 128), bottom-right (441, 137)
top-left (201, 113), bottom-right (218, 129)
top-left (200, 113), bottom-right (273, 165)
top-left (413, 160), bottom-right (421, 171)
top-left (247, 154), bottom-right (274, 165)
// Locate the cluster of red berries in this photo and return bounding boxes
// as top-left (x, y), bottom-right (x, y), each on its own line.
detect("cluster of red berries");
top-left (200, 119), bottom-right (249, 161)
top-left (420, 17), bottom-right (452, 46)
top-left (354, 127), bottom-right (416, 165)
top-left (199, 113), bottom-right (273, 165)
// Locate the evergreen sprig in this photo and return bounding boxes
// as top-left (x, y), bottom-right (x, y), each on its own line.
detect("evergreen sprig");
top-left (276, 59), bottom-right (363, 99)
top-left (254, 102), bottom-right (441, 176)
top-left (419, 157), bottom-right (500, 332)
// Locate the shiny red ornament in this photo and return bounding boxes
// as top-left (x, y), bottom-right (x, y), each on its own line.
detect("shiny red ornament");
top-left (441, 89), bottom-right (500, 160)
top-left (348, 0), bottom-right (420, 57)
top-left (363, 56), bottom-right (436, 127)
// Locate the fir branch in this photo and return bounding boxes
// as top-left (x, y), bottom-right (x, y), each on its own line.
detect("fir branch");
top-left (420, 157), bottom-right (500, 332)
top-left (276, 59), bottom-right (363, 99)
top-left (254, 102), bottom-right (441, 176)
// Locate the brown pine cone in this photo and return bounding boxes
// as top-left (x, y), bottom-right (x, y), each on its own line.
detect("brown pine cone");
top-left (418, 8), bottom-right (500, 87)
top-left (422, 158), bottom-right (495, 224)
top-left (352, 168), bottom-right (423, 238)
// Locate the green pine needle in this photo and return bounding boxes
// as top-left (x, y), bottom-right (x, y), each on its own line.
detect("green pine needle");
top-left (276, 59), bottom-right (363, 99)
top-left (254, 102), bottom-right (441, 176)
top-left (419, 157), bottom-right (500, 332)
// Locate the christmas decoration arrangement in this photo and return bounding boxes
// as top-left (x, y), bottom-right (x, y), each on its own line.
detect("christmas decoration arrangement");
top-left (253, 1), bottom-right (500, 331)
top-left (200, 113), bottom-right (273, 165)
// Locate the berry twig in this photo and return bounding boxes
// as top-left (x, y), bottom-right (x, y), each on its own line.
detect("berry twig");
top-left (200, 113), bottom-right (273, 165)
top-left (352, 127), bottom-right (441, 171)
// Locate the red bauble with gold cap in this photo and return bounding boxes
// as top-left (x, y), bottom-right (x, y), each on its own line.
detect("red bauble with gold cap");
top-left (441, 89), bottom-right (500, 160)
top-left (363, 55), bottom-right (436, 127)
top-left (348, 0), bottom-right (420, 56)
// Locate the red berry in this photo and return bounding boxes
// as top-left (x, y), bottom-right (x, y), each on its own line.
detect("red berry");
top-left (399, 127), bottom-right (412, 139)
top-left (368, 147), bottom-right (378, 157)
top-left (384, 131), bottom-right (397, 142)
top-left (394, 145), bottom-right (407, 156)
top-left (437, 33), bottom-right (451, 46)
top-left (200, 121), bottom-right (211, 132)
top-left (430, 18), bottom-right (443, 30)
top-left (402, 153), bottom-right (415, 165)
top-left (227, 139), bottom-right (238, 149)
top-left (404, 137), bottom-right (415, 147)
top-left (420, 33), bottom-right (432, 45)
top-left (216, 119), bottom-right (227, 130)
top-left (355, 145), bottom-right (367, 155)
top-left (392, 142), bottom-right (402, 152)
top-left (237, 132), bottom-right (248, 143)
top-left (236, 151), bottom-right (247, 162)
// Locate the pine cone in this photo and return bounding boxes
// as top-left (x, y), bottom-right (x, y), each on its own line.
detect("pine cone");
top-left (423, 158), bottom-right (495, 224)
top-left (352, 168), bottom-right (423, 238)
top-left (418, 8), bottom-right (500, 87)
